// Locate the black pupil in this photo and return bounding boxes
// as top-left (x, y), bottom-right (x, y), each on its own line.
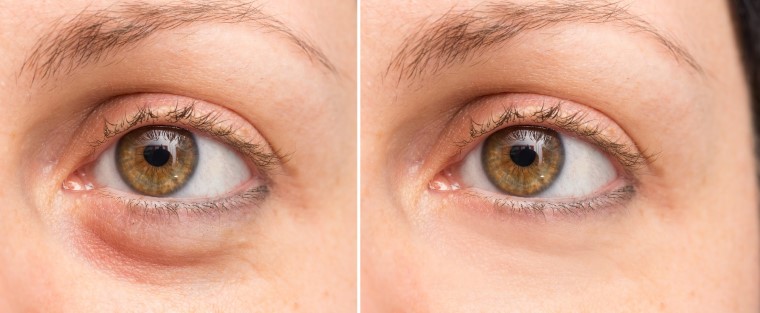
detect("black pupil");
top-left (509, 145), bottom-right (537, 167)
top-left (143, 145), bottom-right (171, 167)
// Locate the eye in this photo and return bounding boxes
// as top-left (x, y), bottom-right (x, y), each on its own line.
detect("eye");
top-left (91, 125), bottom-right (251, 198)
top-left (425, 95), bottom-right (651, 218)
top-left (459, 125), bottom-right (617, 198)
top-left (61, 94), bottom-right (281, 212)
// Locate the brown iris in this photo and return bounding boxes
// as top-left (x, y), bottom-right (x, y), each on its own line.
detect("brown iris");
top-left (116, 126), bottom-right (198, 196)
top-left (482, 126), bottom-right (564, 196)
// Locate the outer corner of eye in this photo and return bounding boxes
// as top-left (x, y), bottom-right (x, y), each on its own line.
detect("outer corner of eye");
top-left (65, 125), bottom-right (254, 199)
top-left (450, 125), bottom-right (619, 199)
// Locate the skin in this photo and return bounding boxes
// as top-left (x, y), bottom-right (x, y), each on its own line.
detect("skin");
top-left (362, 0), bottom-right (759, 312)
top-left (0, 0), bottom-right (355, 312)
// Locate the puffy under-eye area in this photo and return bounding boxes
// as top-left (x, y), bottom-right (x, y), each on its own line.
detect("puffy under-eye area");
top-left (459, 127), bottom-right (617, 198)
top-left (66, 188), bottom-right (265, 284)
top-left (93, 125), bottom-right (252, 198)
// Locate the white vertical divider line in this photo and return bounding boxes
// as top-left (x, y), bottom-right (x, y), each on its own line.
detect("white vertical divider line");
top-left (355, 0), bottom-right (362, 311)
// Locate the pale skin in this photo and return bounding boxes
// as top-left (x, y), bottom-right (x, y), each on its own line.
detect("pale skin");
top-left (362, 0), bottom-right (759, 312)
top-left (0, 0), bottom-right (355, 312)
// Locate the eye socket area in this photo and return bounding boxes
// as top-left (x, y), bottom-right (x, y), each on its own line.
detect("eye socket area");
top-left (61, 122), bottom-right (268, 275)
top-left (51, 94), bottom-right (284, 282)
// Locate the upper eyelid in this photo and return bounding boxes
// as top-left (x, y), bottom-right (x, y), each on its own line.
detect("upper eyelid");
top-left (450, 97), bottom-right (652, 178)
top-left (83, 96), bottom-right (285, 175)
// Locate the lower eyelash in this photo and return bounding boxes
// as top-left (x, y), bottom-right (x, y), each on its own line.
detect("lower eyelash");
top-left (461, 184), bottom-right (635, 220)
top-left (95, 185), bottom-right (268, 223)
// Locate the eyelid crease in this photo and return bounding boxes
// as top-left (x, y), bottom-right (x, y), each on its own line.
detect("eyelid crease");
top-left (88, 101), bottom-right (283, 173)
top-left (455, 100), bottom-right (652, 178)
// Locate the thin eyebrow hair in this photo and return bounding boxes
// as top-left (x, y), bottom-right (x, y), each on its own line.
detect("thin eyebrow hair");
top-left (20, 1), bottom-right (337, 82)
top-left (387, 0), bottom-right (703, 82)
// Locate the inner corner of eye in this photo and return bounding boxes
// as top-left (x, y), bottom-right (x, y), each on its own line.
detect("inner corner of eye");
top-left (453, 125), bottom-right (618, 198)
top-left (71, 125), bottom-right (255, 198)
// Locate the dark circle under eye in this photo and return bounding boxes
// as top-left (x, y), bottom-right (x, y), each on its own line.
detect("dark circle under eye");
top-left (482, 126), bottom-right (564, 196)
top-left (116, 126), bottom-right (198, 196)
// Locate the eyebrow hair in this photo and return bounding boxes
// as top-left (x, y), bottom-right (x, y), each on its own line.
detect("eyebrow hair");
top-left (20, 1), bottom-right (336, 82)
top-left (387, 1), bottom-right (703, 82)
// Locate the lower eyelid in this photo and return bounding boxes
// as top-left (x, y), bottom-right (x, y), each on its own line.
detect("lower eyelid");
top-left (92, 183), bottom-right (268, 223)
top-left (452, 182), bottom-right (636, 221)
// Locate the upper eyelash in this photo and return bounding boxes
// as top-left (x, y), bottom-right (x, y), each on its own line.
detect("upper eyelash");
top-left (503, 127), bottom-right (553, 142)
top-left (455, 100), bottom-right (652, 176)
top-left (88, 102), bottom-right (282, 171)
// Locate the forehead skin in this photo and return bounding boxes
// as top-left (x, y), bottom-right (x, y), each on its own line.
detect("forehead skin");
top-left (362, 0), bottom-right (758, 312)
top-left (0, 0), bottom-right (355, 312)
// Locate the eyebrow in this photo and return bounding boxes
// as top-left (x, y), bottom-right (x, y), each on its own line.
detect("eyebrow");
top-left (387, 1), bottom-right (703, 82)
top-left (20, 1), bottom-right (337, 82)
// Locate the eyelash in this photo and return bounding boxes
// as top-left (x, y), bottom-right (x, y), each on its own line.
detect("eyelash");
top-left (456, 101), bottom-right (649, 175)
top-left (88, 103), bottom-right (281, 172)
top-left (436, 99), bottom-right (648, 219)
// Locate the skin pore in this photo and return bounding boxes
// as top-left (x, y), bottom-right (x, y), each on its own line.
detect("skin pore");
top-left (0, 0), bottom-right (355, 312)
top-left (362, 0), bottom-right (759, 312)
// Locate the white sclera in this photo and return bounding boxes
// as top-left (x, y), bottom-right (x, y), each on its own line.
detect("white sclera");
top-left (459, 132), bottom-right (616, 198)
top-left (92, 133), bottom-right (251, 198)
